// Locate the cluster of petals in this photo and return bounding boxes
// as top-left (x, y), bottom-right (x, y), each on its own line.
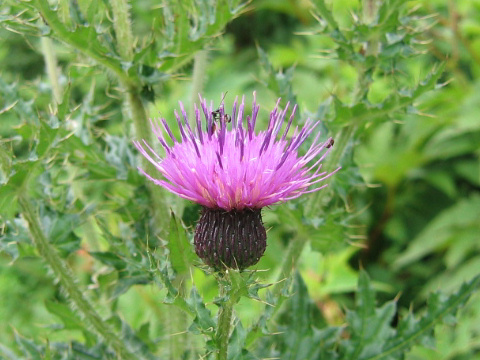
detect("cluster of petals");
top-left (134, 93), bottom-right (339, 211)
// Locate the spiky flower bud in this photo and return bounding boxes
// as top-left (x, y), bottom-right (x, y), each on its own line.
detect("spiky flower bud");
top-left (194, 207), bottom-right (267, 270)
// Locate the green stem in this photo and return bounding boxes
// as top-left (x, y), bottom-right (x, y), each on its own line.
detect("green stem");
top-left (18, 196), bottom-right (136, 359)
top-left (216, 292), bottom-right (233, 360)
top-left (362, 0), bottom-right (377, 24)
top-left (216, 280), bottom-right (234, 360)
top-left (217, 305), bottom-right (233, 360)
top-left (126, 87), bottom-right (169, 236)
top-left (41, 37), bottom-right (62, 104)
top-left (110, 0), bottom-right (134, 61)
top-left (189, 50), bottom-right (208, 122)
top-left (108, 0), bottom-right (169, 235)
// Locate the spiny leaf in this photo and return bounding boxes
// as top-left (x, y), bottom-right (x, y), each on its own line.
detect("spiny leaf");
top-left (0, 7), bottom-right (47, 37)
top-left (0, 78), bottom-right (37, 123)
top-left (159, 0), bottom-right (247, 73)
top-left (167, 211), bottom-right (196, 275)
top-left (274, 272), bottom-right (329, 359)
top-left (228, 320), bottom-right (256, 360)
top-left (339, 272), bottom-right (480, 360)
top-left (187, 286), bottom-right (216, 335)
top-left (156, 264), bottom-right (196, 318)
top-left (334, 63), bottom-right (446, 128)
top-left (14, 332), bottom-right (42, 359)
top-left (90, 251), bottom-right (127, 271)
top-left (257, 46), bottom-right (297, 106)
top-left (343, 271), bottom-right (397, 359)
top-left (363, 274), bottom-right (480, 360)
top-left (22, 0), bottom-right (131, 84)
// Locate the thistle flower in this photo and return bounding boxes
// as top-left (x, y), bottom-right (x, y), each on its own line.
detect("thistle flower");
top-left (134, 93), bottom-right (339, 270)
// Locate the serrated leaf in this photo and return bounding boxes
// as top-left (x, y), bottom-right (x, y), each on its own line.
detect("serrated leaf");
top-left (167, 211), bottom-right (196, 275)
top-left (117, 317), bottom-right (157, 360)
top-left (333, 63), bottom-right (446, 129)
top-left (29, 0), bottom-right (124, 69)
top-left (362, 275), bottom-right (480, 360)
top-left (0, 78), bottom-right (37, 123)
top-left (228, 320), bottom-right (255, 360)
top-left (112, 274), bottom-right (151, 299)
top-left (255, 272), bottom-right (339, 359)
top-left (274, 272), bottom-right (328, 359)
top-left (257, 46), bottom-right (296, 105)
top-left (14, 333), bottom-right (42, 359)
top-left (187, 286), bottom-right (216, 335)
top-left (90, 251), bottom-right (127, 270)
top-left (245, 290), bottom-right (277, 347)
top-left (340, 272), bottom-right (398, 359)
top-left (159, 0), bottom-right (247, 73)
top-left (0, 218), bottom-right (33, 261)
top-left (0, 9), bottom-right (47, 37)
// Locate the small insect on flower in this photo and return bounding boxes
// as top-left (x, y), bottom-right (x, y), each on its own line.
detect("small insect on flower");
top-left (134, 93), bottom-right (340, 270)
top-left (211, 92), bottom-right (231, 133)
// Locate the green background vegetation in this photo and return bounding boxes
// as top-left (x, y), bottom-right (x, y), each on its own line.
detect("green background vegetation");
top-left (0, 0), bottom-right (479, 359)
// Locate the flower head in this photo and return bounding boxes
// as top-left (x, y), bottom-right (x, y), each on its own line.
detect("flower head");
top-left (134, 93), bottom-right (339, 270)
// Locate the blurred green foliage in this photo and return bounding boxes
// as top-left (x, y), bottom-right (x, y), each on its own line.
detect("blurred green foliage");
top-left (1, 0), bottom-right (479, 359)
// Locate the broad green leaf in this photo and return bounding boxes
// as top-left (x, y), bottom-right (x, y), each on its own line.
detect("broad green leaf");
top-left (394, 195), bottom-right (480, 268)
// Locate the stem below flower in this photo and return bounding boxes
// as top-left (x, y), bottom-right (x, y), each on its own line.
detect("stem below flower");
top-left (216, 278), bottom-right (234, 360)
top-left (18, 196), bottom-right (136, 359)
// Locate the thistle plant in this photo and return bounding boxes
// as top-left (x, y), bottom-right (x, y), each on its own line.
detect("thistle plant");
top-left (135, 94), bottom-right (339, 270)
top-left (1, 0), bottom-right (480, 360)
